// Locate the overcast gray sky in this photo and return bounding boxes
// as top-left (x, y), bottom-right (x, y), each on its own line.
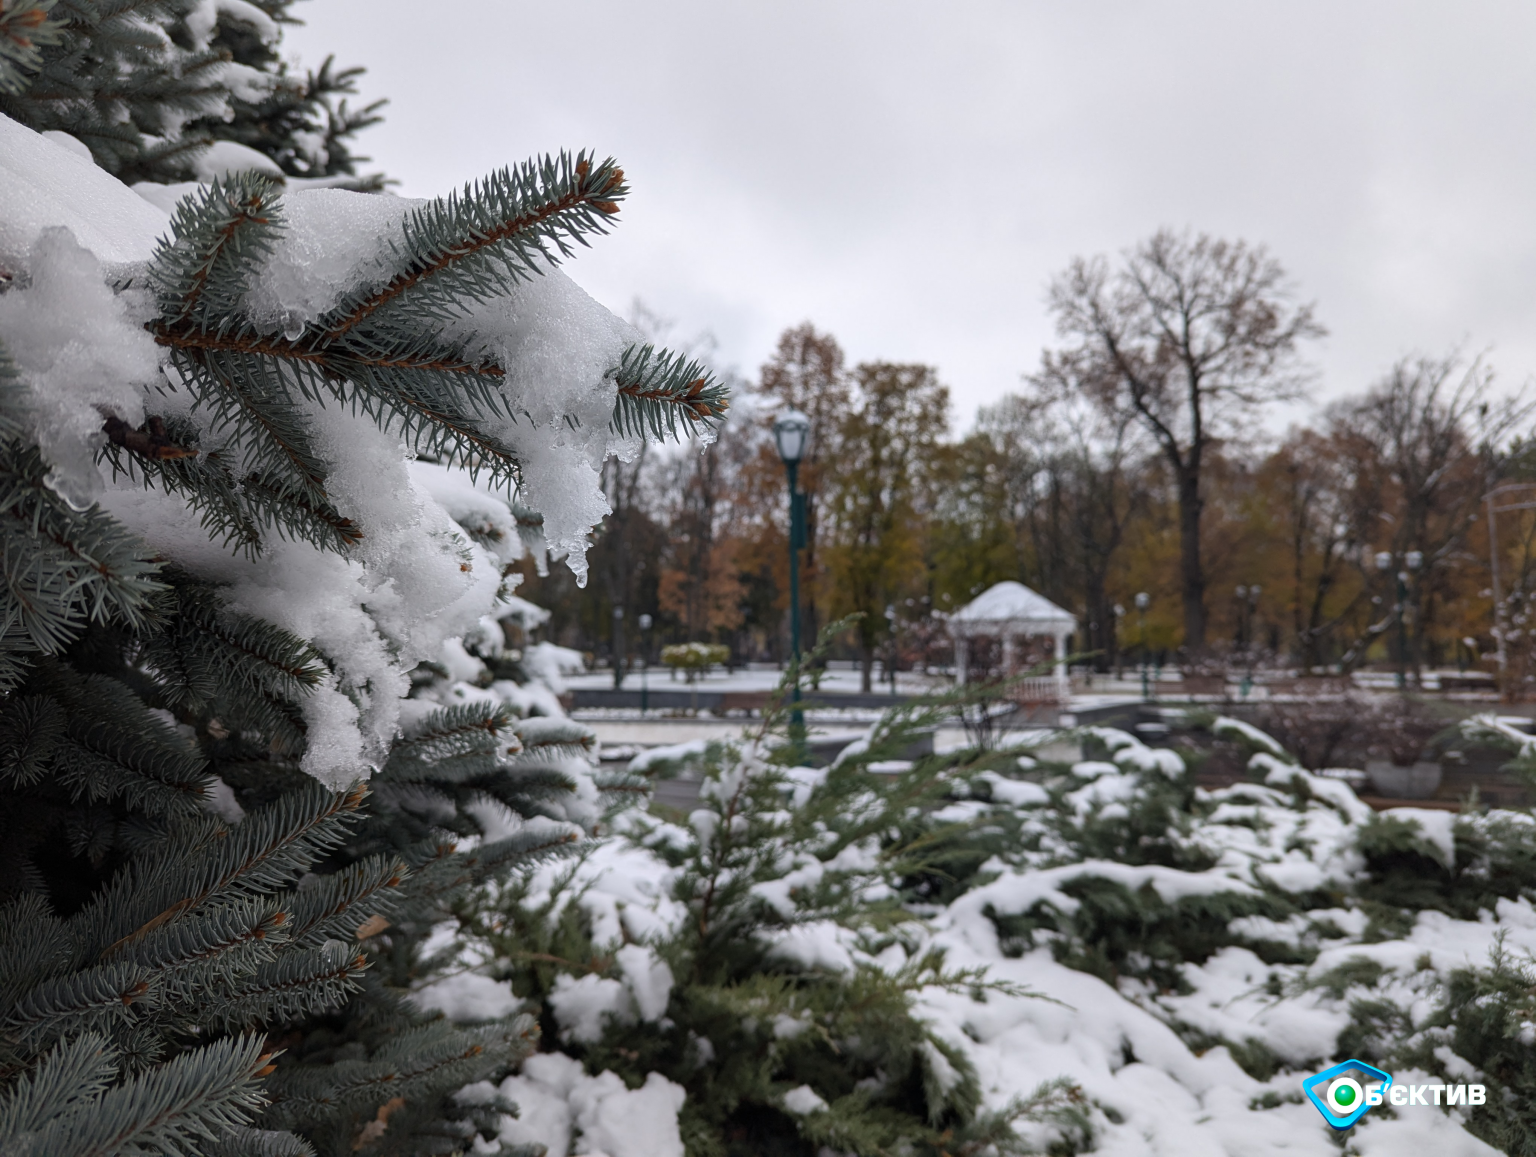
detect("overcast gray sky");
top-left (287, 0), bottom-right (1536, 432)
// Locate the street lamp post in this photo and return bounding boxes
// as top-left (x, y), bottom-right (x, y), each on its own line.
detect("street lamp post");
top-left (1403, 551), bottom-right (1423, 686)
top-left (1484, 484), bottom-right (1536, 694)
top-left (773, 409), bottom-right (811, 749)
top-left (1235, 585), bottom-right (1260, 696)
top-left (611, 605), bottom-right (625, 690)
top-left (1373, 552), bottom-right (1403, 688)
top-left (884, 604), bottom-right (898, 693)
top-left (637, 613), bottom-right (652, 715)
top-left (1135, 591), bottom-right (1150, 701)
top-left (1375, 551), bottom-right (1422, 689)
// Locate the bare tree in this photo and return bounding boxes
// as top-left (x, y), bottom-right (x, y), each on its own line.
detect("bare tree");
top-left (1266, 427), bottom-right (1360, 669)
top-left (1042, 230), bottom-right (1324, 651)
top-left (595, 446), bottom-right (653, 686)
top-left (597, 300), bottom-right (728, 678)
top-left (656, 432), bottom-right (743, 643)
top-left (975, 391), bottom-right (1142, 670)
top-left (1330, 353), bottom-right (1533, 678)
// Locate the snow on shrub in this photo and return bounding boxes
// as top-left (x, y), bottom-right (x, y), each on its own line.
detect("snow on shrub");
top-left (440, 700), bottom-right (1536, 1156)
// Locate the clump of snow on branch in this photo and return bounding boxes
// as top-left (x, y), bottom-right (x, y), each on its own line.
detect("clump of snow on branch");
top-left (0, 116), bottom-right (656, 786)
top-left (476, 1053), bottom-right (686, 1157)
top-left (0, 227), bottom-right (161, 508)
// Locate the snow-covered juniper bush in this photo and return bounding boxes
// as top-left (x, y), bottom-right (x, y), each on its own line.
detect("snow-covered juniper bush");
top-left (469, 678), bottom-right (1088, 1157)
top-left (460, 697), bottom-right (1536, 1156)
top-left (0, 3), bottom-right (725, 1155)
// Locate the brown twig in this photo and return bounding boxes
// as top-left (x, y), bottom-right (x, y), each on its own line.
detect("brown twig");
top-left (103, 415), bottom-right (199, 460)
top-left (615, 377), bottom-right (729, 422)
top-left (153, 324), bottom-right (505, 379)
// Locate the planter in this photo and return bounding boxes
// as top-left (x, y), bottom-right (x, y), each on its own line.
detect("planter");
top-left (1365, 759), bottom-right (1442, 800)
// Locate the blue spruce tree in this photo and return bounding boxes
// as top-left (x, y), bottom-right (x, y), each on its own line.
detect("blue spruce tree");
top-left (0, 4), bottom-right (727, 1154)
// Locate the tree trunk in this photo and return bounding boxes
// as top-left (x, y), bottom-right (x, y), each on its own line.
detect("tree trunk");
top-left (1176, 466), bottom-right (1207, 652)
top-left (860, 647), bottom-right (874, 693)
top-left (1290, 506), bottom-right (1307, 667)
top-left (1302, 557), bottom-right (1336, 671)
top-left (1085, 578), bottom-right (1113, 672)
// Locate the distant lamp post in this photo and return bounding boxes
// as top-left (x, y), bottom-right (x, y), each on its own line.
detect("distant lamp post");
top-left (773, 409), bottom-right (811, 743)
top-left (1373, 553), bottom-right (1399, 687)
top-left (1134, 591), bottom-right (1150, 701)
top-left (1234, 584), bottom-right (1262, 648)
top-left (1235, 585), bottom-right (1261, 697)
top-left (1484, 484), bottom-right (1536, 695)
top-left (1376, 551), bottom-right (1421, 689)
top-left (1403, 551), bottom-right (1423, 687)
top-left (638, 613), bottom-right (653, 715)
top-left (611, 604), bottom-right (625, 691)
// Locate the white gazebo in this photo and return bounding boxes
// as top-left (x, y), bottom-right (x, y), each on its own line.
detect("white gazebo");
top-left (948, 581), bottom-right (1076, 699)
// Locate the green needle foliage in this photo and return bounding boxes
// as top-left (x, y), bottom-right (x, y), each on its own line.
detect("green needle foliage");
top-left (0, 0), bottom-right (382, 183)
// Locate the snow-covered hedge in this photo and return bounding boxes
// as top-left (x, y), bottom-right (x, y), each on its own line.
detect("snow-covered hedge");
top-left (430, 707), bottom-right (1536, 1156)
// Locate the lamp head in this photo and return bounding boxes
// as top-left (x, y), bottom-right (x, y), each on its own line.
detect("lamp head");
top-left (1134, 591), bottom-right (1150, 610)
top-left (1374, 551), bottom-right (1393, 572)
top-left (773, 408), bottom-right (811, 464)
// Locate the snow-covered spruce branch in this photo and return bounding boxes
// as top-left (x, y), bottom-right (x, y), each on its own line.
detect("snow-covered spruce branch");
top-left (110, 167), bottom-right (728, 557)
top-left (0, 346), bottom-right (167, 682)
top-left (322, 153), bottom-right (628, 338)
top-left (385, 701), bottom-right (517, 762)
top-left (0, 11), bottom-right (707, 1150)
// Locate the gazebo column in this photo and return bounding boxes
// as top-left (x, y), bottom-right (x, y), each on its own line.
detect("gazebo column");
top-left (1000, 633), bottom-right (1016, 675)
top-left (1053, 630), bottom-right (1068, 700)
top-left (954, 634), bottom-right (969, 686)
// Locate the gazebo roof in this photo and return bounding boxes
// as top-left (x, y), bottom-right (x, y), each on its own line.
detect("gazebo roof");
top-left (949, 581), bottom-right (1076, 636)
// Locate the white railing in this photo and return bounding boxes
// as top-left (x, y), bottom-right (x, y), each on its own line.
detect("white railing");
top-left (1013, 675), bottom-right (1069, 703)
